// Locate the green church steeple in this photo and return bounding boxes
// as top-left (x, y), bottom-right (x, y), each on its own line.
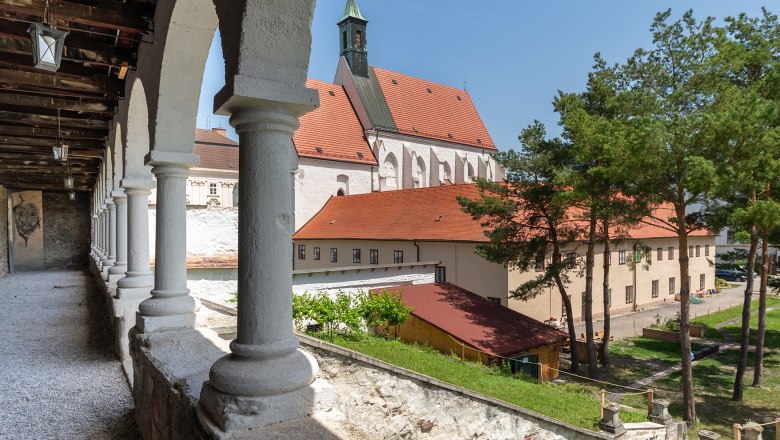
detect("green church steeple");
top-left (338, 0), bottom-right (369, 77)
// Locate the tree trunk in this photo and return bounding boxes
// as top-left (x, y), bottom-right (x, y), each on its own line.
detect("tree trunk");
top-left (553, 243), bottom-right (579, 374)
top-left (732, 224), bottom-right (758, 401)
top-left (584, 210), bottom-right (598, 378)
top-left (752, 222), bottom-right (770, 388)
top-left (601, 219), bottom-right (611, 366)
top-left (676, 205), bottom-right (696, 422)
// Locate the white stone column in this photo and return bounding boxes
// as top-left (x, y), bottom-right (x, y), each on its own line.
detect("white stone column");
top-left (99, 208), bottom-right (109, 266)
top-left (101, 200), bottom-right (116, 278)
top-left (108, 189), bottom-right (128, 283)
top-left (200, 93), bottom-right (322, 431)
top-left (117, 179), bottom-right (155, 294)
top-left (136, 154), bottom-right (199, 333)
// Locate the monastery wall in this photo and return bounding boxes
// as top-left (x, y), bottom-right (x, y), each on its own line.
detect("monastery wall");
top-left (0, 186), bottom-right (7, 275)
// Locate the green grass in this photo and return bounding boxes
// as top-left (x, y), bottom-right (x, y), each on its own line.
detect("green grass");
top-left (611, 305), bottom-right (780, 438)
top-left (315, 333), bottom-right (647, 430)
top-left (696, 297), bottom-right (780, 341)
top-left (610, 338), bottom-right (705, 363)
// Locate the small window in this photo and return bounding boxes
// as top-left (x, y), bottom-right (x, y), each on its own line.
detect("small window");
top-left (700, 274), bottom-right (706, 290)
top-left (426, 88), bottom-right (433, 93)
top-left (209, 183), bottom-right (217, 195)
top-left (669, 277), bottom-right (676, 295)
top-left (369, 249), bottom-right (379, 265)
top-left (668, 247), bottom-right (674, 260)
top-left (337, 189), bottom-right (345, 197)
top-left (657, 248), bottom-right (663, 261)
top-left (355, 30), bottom-right (362, 49)
top-left (689, 245), bottom-right (694, 257)
top-left (328, 90), bottom-right (335, 97)
top-left (705, 245), bottom-right (710, 256)
top-left (391, 79), bottom-right (398, 85)
top-left (330, 248), bottom-right (338, 263)
top-left (487, 297), bottom-right (501, 305)
top-left (695, 245), bottom-right (700, 257)
top-left (297, 245), bottom-right (305, 260)
top-left (393, 250), bottom-right (404, 264)
top-left (435, 266), bottom-right (447, 283)
top-left (625, 286), bottom-right (634, 304)
top-left (313, 247), bottom-right (321, 261)
top-left (535, 252), bottom-right (545, 271)
top-left (652, 280), bottom-right (659, 298)
top-left (353, 249), bottom-right (361, 264)
top-left (342, 31), bottom-right (347, 50)
top-left (618, 250), bottom-right (626, 265)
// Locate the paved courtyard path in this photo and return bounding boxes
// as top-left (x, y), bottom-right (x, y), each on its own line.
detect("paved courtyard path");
top-left (0, 271), bottom-right (139, 439)
top-left (575, 282), bottom-right (750, 340)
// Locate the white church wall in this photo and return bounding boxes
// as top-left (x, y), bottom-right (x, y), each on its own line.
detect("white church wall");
top-left (369, 132), bottom-right (499, 191)
top-left (149, 168), bottom-right (238, 208)
top-left (295, 157), bottom-right (372, 229)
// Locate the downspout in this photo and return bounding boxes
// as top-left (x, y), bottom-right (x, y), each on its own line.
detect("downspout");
top-left (413, 240), bottom-right (420, 263)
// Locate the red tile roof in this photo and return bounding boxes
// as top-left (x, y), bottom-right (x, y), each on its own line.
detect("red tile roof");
top-left (293, 184), bottom-right (715, 242)
top-left (293, 79), bottom-right (377, 165)
top-left (373, 283), bottom-right (567, 356)
top-left (373, 67), bottom-right (496, 150)
top-left (194, 129), bottom-right (239, 171)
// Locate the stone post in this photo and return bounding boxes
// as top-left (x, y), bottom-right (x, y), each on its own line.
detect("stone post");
top-left (743, 422), bottom-right (763, 440)
top-left (114, 178), bottom-right (155, 375)
top-left (199, 82), bottom-right (322, 432)
top-left (136, 155), bottom-right (199, 333)
top-left (108, 189), bottom-right (128, 283)
top-left (99, 208), bottom-right (109, 266)
top-left (599, 402), bottom-right (626, 436)
top-left (648, 399), bottom-right (672, 425)
top-left (699, 430), bottom-right (721, 440)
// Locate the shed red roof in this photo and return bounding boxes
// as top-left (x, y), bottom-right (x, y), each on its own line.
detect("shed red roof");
top-left (194, 129), bottom-right (239, 171)
top-left (293, 184), bottom-right (715, 242)
top-left (293, 79), bottom-right (377, 165)
top-left (373, 283), bottom-right (567, 356)
top-left (373, 67), bottom-right (496, 150)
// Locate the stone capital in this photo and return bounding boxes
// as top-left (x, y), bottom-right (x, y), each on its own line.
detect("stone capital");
top-left (144, 150), bottom-right (200, 171)
top-left (214, 74), bottom-right (319, 120)
top-left (111, 189), bottom-right (127, 201)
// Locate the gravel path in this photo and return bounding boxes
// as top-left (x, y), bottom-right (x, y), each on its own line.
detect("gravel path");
top-left (0, 271), bottom-right (140, 440)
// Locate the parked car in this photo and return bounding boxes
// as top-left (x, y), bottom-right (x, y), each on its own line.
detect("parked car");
top-left (715, 269), bottom-right (747, 282)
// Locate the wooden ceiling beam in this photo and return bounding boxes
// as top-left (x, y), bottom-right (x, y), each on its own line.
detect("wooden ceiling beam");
top-left (0, 68), bottom-right (122, 99)
top-left (0, 154), bottom-right (99, 166)
top-left (0, 144), bottom-right (105, 158)
top-left (0, 135), bottom-right (104, 149)
top-left (0, 0), bottom-right (152, 35)
top-left (0, 123), bottom-right (107, 140)
top-left (0, 91), bottom-right (113, 115)
top-left (0, 109), bottom-right (109, 130)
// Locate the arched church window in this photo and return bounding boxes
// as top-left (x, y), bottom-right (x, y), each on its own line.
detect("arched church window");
top-left (337, 189), bottom-right (345, 197)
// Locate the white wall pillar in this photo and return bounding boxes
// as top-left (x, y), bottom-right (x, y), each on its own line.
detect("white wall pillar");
top-left (99, 208), bottom-right (109, 265)
top-left (117, 180), bottom-right (155, 294)
top-left (136, 155), bottom-right (199, 333)
top-left (200, 91), bottom-right (322, 431)
top-left (108, 189), bottom-right (128, 283)
top-left (101, 201), bottom-right (115, 278)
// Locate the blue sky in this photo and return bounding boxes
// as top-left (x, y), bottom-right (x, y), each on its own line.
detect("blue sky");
top-left (196, 1), bottom-right (771, 150)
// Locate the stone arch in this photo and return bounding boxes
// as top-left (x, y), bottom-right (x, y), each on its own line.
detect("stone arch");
top-left (121, 77), bottom-right (152, 179)
top-left (110, 123), bottom-right (124, 190)
top-left (336, 174), bottom-right (349, 196)
top-left (414, 156), bottom-right (426, 188)
top-left (380, 153), bottom-right (398, 191)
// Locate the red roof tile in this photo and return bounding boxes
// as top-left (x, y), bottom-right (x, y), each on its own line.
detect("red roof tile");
top-left (293, 184), bottom-right (715, 241)
top-left (373, 283), bottom-right (567, 356)
top-left (194, 129), bottom-right (239, 171)
top-left (293, 79), bottom-right (377, 165)
top-left (373, 67), bottom-right (496, 150)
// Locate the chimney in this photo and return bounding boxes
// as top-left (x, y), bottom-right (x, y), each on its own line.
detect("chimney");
top-left (212, 127), bottom-right (227, 138)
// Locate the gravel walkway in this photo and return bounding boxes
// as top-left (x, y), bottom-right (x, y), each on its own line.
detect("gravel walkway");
top-left (0, 271), bottom-right (140, 439)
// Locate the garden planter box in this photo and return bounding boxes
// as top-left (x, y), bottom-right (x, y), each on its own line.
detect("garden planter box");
top-left (643, 324), bottom-right (708, 343)
top-left (674, 323), bottom-right (707, 337)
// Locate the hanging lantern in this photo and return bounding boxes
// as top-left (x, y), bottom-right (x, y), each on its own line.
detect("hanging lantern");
top-left (64, 176), bottom-right (74, 189)
top-left (69, 191), bottom-right (76, 201)
top-left (28, 23), bottom-right (68, 72)
top-left (52, 139), bottom-right (68, 161)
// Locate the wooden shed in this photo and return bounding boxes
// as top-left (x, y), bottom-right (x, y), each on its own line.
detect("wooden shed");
top-left (372, 283), bottom-right (568, 381)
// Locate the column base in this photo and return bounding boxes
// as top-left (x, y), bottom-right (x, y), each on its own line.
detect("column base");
top-left (197, 378), bottom-right (332, 434)
top-left (117, 272), bottom-right (154, 289)
top-left (136, 308), bottom-right (203, 334)
top-left (112, 293), bottom-right (147, 383)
